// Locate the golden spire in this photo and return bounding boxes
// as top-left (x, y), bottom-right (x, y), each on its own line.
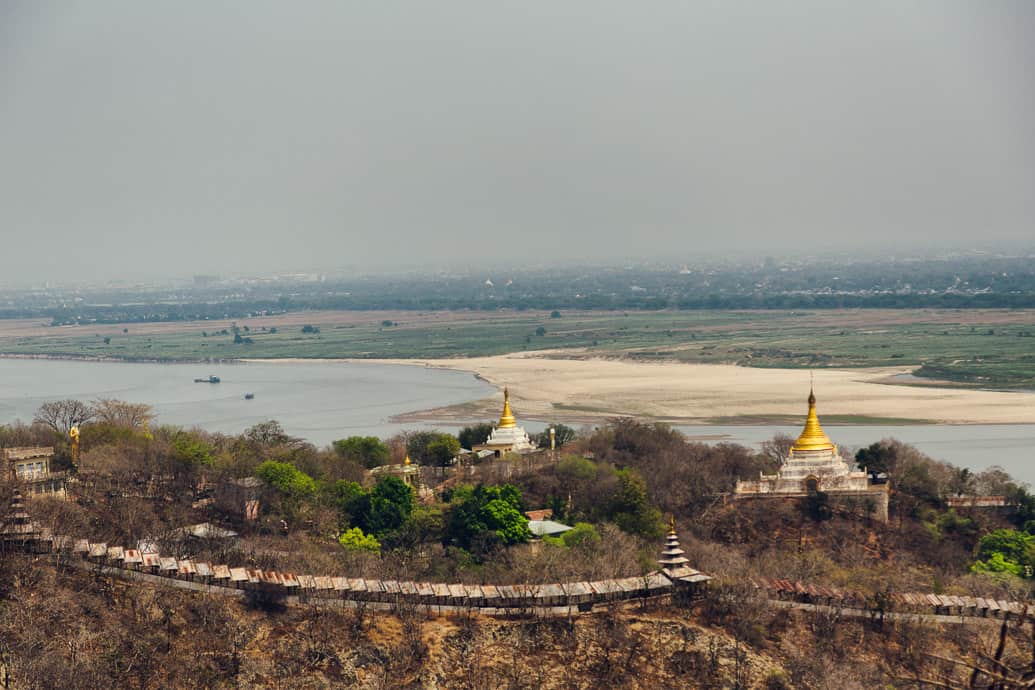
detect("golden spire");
top-left (668, 514), bottom-right (676, 536)
top-left (498, 386), bottom-right (517, 428)
top-left (791, 386), bottom-right (835, 452)
top-left (404, 453), bottom-right (411, 466)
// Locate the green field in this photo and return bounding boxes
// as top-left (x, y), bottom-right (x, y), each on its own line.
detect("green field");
top-left (2, 309), bottom-right (1034, 388)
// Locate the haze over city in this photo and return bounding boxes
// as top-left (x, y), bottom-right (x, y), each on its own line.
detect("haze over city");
top-left (2, 2), bottom-right (1033, 283)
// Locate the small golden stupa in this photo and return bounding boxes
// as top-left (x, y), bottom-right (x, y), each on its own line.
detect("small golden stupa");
top-left (790, 388), bottom-right (834, 453)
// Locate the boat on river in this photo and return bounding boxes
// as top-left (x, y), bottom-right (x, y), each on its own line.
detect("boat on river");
top-left (193, 375), bottom-right (221, 384)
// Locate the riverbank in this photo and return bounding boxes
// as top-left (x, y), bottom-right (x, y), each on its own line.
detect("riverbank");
top-left (3, 308), bottom-right (1035, 387)
top-left (288, 352), bottom-right (1035, 426)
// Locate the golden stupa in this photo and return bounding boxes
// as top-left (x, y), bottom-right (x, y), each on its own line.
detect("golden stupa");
top-left (498, 386), bottom-right (517, 428)
top-left (790, 388), bottom-right (835, 453)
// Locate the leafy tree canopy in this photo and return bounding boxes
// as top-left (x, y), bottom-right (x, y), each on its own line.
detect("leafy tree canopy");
top-left (333, 436), bottom-right (390, 468)
top-left (536, 423), bottom-right (577, 449)
top-left (338, 527), bottom-right (381, 553)
top-left (405, 431), bottom-right (443, 465)
top-left (543, 522), bottom-right (600, 549)
top-left (458, 423), bottom-right (494, 450)
top-left (339, 476), bottom-right (415, 539)
top-left (445, 483), bottom-right (531, 552)
top-left (855, 441), bottom-right (898, 480)
top-left (256, 460), bottom-right (317, 500)
top-left (972, 529), bottom-right (1035, 578)
top-left (170, 433), bottom-right (215, 468)
top-left (607, 468), bottom-right (664, 538)
top-left (426, 435), bottom-right (461, 466)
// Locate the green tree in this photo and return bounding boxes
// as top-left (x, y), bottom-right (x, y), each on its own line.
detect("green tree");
top-left (170, 433), bottom-right (215, 468)
top-left (972, 529), bottom-right (1035, 578)
top-left (338, 527), bottom-right (381, 553)
top-left (332, 436), bottom-right (390, 468)
top-left (536, 423), bottom-right (577, 449)
top-left (445, 484), bottom-right (531, 552)
top-left (458, 423), bottom-right (494, 450)
top-left (608, 468), bottom-right (663, 538)
top-left (855, 442), bottom-right (897, 481)
top-left (338, 476), bottom-right (414, 539)
top-left (256, 460), bottom-right (317, 501)
top-left (405, 431), bottom-right (441, 464)
top-left (972, 552), bottom-right (1024, 577)
top-left (544, 522), bottom-right (600, 549)
top-left (366, 476), bottom-right (415, 537)
top-left (426, 435), bottom-right (461, 466)
top-left (977, 529), bottom-right (1035, 563)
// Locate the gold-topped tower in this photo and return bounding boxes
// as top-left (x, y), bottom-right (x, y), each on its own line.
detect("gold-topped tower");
top-left (791, 388), bottom-right (834, 453)
top-left (474, 385), bottom-right (535, 456)
top-left (734, 381), bottom-right (884, 522)
top-left (498, 386), bottom-right (517, 428)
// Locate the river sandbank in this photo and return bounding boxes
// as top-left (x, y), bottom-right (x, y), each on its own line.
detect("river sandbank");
top-left (245, 352), bottom-right (1035, 426)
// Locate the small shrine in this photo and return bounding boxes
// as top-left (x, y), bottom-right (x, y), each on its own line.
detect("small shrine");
top-left (658, 517), bottom-right (710, 587)
top-left (369, 453), bottom-right (423, 488)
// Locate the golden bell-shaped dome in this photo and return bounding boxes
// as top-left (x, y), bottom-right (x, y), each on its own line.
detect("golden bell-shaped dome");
top-left (498, 386), bottom-right (517, 428)
top-left (791, 388), bottom-right (834, 453)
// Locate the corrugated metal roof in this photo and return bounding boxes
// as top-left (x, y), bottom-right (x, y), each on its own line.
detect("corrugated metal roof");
top-left (527, 519), bottom-right (573, 537)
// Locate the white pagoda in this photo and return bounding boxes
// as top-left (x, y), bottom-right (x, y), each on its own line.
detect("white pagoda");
top-left (473, 386), bottom-right (536, 457)
top-left (735, 388), bottom-right (869, 496)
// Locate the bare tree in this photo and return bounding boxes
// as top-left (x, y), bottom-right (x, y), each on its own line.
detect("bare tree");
top-left (90, 399), bottom-right (154, 428)
top-left (33, 400), bottom-right (94, 434)
top-left (896, 609), bottom-right (1035, 689)
top-left (759, 434), bottom-right (794, 468)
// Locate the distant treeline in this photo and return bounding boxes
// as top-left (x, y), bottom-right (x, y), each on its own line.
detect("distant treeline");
top-left (5, 255), bottom-right (1035, 324)
top-left (3, 292), bottom-right (1033, 326)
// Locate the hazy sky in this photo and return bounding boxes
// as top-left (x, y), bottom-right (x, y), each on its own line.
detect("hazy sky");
top-left (1, 2), bottom-right (1033, 282)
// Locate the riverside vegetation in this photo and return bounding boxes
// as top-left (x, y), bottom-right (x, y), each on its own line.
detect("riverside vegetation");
top-left (2, 308), bottom-right (1035, 388)
top-left (4, 401), bottom-right (1035, 687)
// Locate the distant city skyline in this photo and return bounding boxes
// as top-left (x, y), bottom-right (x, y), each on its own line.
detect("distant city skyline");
top-left (2, 2), bottom-right (1033, 283)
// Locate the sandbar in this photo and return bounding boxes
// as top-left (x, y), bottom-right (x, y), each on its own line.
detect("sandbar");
top-left (324, 351), bottom-right (1035, 426)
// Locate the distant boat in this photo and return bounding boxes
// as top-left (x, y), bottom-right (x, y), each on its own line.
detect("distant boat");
top-left (244, 393), bottom-right (254, 400)
top-left (193, 375), bottom-right (221, 384)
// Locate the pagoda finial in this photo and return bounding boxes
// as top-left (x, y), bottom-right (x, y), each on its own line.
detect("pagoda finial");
top-left (498, 385), bottom-right (517, 428)
top-left (792, 381), bottom-right (833, 453)
top-left (668, 514), bottom-right (676, 536)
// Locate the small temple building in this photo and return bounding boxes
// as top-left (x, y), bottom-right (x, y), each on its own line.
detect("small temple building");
top-left (370, 453), bottom-right (423, 488)
top-left (734, 388), bottom-right (887, 521)
top-left (3, 447), bottom-right (65, 496)
top-left (473, 387), bottom-right (536, 457)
